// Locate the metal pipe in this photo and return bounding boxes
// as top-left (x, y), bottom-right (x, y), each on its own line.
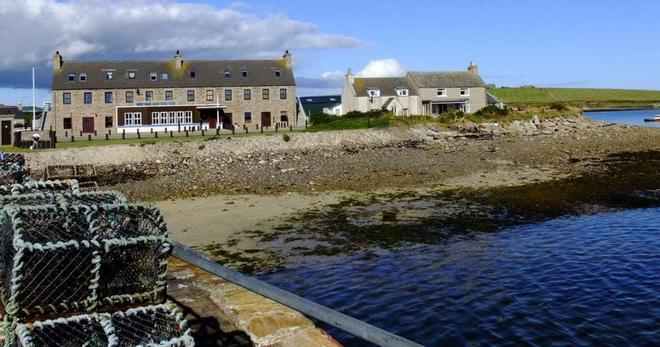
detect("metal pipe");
top-left (170, 241), bottom-right (423, 347)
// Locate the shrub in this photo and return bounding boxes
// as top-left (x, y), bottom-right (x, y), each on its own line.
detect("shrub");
top-left (309, 113), bottom-right (335, 124)
top-left (282, 134), bottom-right (291, 142)
top-left (548, 103), bottom-right (567, 111)
top-left (475, 106), bottom-right (510, 118)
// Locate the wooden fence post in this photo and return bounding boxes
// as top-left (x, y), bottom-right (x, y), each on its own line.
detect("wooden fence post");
top-left (137, 129), bottom-right (141, 139)
top-left (88, 134), bottom-right (91, 141)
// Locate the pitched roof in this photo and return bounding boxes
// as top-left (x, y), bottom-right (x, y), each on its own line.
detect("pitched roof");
top-left (407, 71), bottom-right (485, 88)
top-left (0, 106), bottom-right (22, 118)
top-left (52, 59), bottom-right (295, 90)
top-left (353, 77), bottom-right (411, 97)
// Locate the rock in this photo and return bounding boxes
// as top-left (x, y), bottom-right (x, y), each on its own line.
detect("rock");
top-left (532, 115), bottom-right (541, 126)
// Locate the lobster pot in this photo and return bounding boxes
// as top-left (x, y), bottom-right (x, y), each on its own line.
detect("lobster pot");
top-left (0, 191), bottom-right (127, 209)
top-left (0, 180), bottom-right (80, 197)
top-left (14, 303), bottom-right (194, 347)
top-left (0, 204), bottom-right (169, 319)
top-left (0, 154), bottom-right (28, 187)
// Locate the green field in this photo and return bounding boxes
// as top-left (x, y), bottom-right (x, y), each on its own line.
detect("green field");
top-left (488, 87), bottom-right (660, 106)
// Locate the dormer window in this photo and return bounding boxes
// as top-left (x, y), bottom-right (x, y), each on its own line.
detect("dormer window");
top-left (396, 89), bottom-right (409, 97)
top-left (127, 71), bottom-right (136, 80)
top-left (150, 72), bottom-right (157, 81)
top-left (224, 69), bottom-right (231, 79)
top-left (68, 74), bottom-right (75, 82)
top-left (241, 69), bottom-right (248, 78)
top-left (162, 73), bottom-right (169, 80)
top-left (460, 88), bottom-right (470, 97)
top-left (105, 71), bottom-right (114, 80)
top-left (274, 69), bottom-right (281, 77)
top-left (437, 88), bottom-right (447, 97)
top-left (190, 71), bottom-right (196, 79)
top-left (368, 89), bottom-right (380, 97)
top-left (79, 73), bottom-right (87, 82)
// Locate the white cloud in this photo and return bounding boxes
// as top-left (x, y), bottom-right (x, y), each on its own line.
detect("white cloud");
top-left (0, 0), bottom-right (363, 71)
top-left (320, 70), bottom-right (345, 80)
top-left (357, 58), bottom-right (406, 77)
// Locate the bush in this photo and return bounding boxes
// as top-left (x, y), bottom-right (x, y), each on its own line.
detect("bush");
top-left (475, 106), bottom-right (510, 118)
top-left (309, 113), bottom-right (335, 125)
top-left (548, 103), bottom-right (567, 111)
top-left (282, 134), bottom-right (291, 142)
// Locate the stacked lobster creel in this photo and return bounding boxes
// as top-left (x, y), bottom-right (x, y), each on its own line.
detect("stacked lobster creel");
top-left (0, 180), bottom-right (194, 347)
top-left (0, 154), bottom-right (29, 187)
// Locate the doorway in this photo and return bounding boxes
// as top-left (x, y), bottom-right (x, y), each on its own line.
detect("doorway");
top-left (82, 117), bottom-right (95, 133)
top-left (261, 112), bottom-right (271, 128)
top-left (1, 121), bottom-right (11, 145)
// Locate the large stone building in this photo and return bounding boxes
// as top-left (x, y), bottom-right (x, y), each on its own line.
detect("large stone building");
top-left (47, 51), bottom-right (297, 134)
top-left (341, 62), bottom-right (487, 116)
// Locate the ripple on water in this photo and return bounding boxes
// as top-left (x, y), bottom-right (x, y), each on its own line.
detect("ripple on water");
top-left (258, 208), bottom-right (660, 346)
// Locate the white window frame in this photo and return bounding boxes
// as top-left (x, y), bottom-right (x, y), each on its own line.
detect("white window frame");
top-left (437, 88), bottom-right (447, 97)
top-left (162, 73), bottom-right (169, 80)
top-left (150, 72), bottom-right (157, 81)
top-left (79, 73), bottom-right (87, 82)
top-left (105, 71), bottom-right (114, 80)
top-left (368, 89), bottom-right (380, 97)
top-left (396, 89), bottom-right (409, 97)
top-left (125, 112), bottom-right (142, 126)
top-left (127, 71), bottom-right (137, 80)
top-left (176, 111), bottom-right (185, 124)
top-left (184, 111), bottom-right (193, 124)
top-left (460, 88), bottom-right (470, 97)
top-left (168, 111), bottom-right (176, 124)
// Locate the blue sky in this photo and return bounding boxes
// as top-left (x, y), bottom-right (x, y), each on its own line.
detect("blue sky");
top-left (1, 0), bottom-right (660, 105)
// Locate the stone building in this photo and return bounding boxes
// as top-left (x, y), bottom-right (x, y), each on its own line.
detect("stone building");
top-left (47, 51), bottom-right (297, 134)
top-left (341, 62), bottom-right (487, 116)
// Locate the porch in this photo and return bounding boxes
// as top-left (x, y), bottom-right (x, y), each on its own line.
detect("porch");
top-left (422, 100), bottom-right (470, 116)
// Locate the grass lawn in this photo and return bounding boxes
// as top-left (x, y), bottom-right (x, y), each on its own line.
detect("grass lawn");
top-left (488, 87), bottom-right (660, 106)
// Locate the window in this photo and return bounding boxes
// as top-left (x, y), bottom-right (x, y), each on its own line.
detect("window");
top-left (168, 111), bottom-right (176, 124)
top-left (225, 89), bottom-right (232, 101)
top-left (63, 92), bottom-right (71, 104)
top-left (127, 71), bottom-right (137, 80)
top-left (79, 73), bottom-right (87, 82)
top-left (152, 112), bottom-right (166, 125)
top-left (368, 89), bottom-right (380, 97)
top-left (84, 92), bottom-right (92, 104)
top-left (105, 116), bottom-right (113, 128)
top-left (105, 91), bottom-right (113, 103)
top-left (224, 69), bottom-right (231, 79)
top-left (68, 74), bottom-right (75, 82)
top-left (105, 71), bottom-right (114, 80)
top-left (175, 111), bottom-right (184, 124)
top-left (274, 69), bottom-right (281, 77)
top-left (184, 111), bottom-right (193, 123)
top-left (125, 91), bottom-right (134, 103)
top-left (124, 112), bottom-right (142, 126)
top-left (280, 111), bottom-right (288, 123)
top-left (162, 73), bottom-right (169, 80)
top-left (187, 90), bottom-right (195, 102)
top-left (165, 90), bottom-right (173, 101)
top-left (460, 88), bottom-right (470, 97)
top-left (437, 88), bottom-right (447, 97)
top-left (206, 90), bottom-right (214, 102)
top-left (145, 91), bottom-right (153, 102)
top-left (244, 112), bottom-right (252, 123)
top-left (241, 69), bottom-right (248, 78)
top-left (262, 88), bottom-right (269, 100)
top-left (150, 72), bottom-right (157, 81)
top-left (396, 89), bottom-right (409, 97)
top-left (190, 71), bottom-right (196, 79)
top-left (244, 89), bottom-right (251, 100)
top-left (63, 118), bottom-right (72, 129)
top-left (279, 88), bottom-right (287, 100)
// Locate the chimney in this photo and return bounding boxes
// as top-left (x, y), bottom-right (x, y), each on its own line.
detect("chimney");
top-left (174, 50), bottom-right (183, 70)
top-left (346, 68), bottom-right (354, 84)
top-left (468, 61), bottom-right (479, 76)
top-left (52, 51), bottom-right (63, 72)
top-left (283, 50), bottom-right (293, 69)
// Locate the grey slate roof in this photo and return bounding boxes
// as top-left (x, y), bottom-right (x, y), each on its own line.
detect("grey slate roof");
top-left (406, 71), bottom-right (485, 88)
top-left (353, 77), bottom-right (411, 97)
top-left (52, 59), bottom-right (295, 90)
top-left (0, 105), bottom-right (22, 118)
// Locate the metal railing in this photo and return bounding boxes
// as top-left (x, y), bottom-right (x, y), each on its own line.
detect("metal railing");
top-left (171, 241), bottom-right (424, 347)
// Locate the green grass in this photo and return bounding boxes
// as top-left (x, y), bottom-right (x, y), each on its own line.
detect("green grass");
top-left (488, 87), bottom-right (660, 106)
top-left (305, 117), bottom-right (402, 132)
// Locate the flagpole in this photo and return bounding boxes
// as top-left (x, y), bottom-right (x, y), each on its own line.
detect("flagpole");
top-left (32, 67), bottom-right (36, 131)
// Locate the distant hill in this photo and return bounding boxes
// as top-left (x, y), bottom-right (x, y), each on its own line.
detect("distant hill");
top-left (488, 87), bottom-right (660, 107)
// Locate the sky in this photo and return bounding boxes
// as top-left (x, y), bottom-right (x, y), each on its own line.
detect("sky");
top-left (1, 0), bottom-right (660, 105)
